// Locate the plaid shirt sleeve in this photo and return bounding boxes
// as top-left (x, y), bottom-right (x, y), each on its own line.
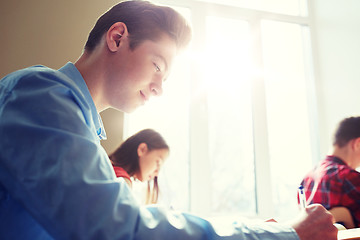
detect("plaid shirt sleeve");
top-left (339, 167), bottom-right (360, 227)
top-left (300, 156), bottom-right (360, 227)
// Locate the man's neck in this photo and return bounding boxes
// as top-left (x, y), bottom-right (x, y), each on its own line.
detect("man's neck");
top-left (74, 51), bottom-right (108, 112)
top-left (332, 146), bottom-right (358, 169)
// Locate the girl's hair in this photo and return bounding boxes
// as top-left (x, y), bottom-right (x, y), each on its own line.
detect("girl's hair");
top-left (109, 128), bottom-right (169, 204)
top-left (85, 0), bottom-right (192, 52)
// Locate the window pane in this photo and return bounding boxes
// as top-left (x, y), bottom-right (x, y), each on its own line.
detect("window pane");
top-left (125, 7), bottom-right (192, 211)
top-left (261, 20), bottom-right (313, 221)
top-left (205, 16), bottom-right (256, 216)
top-left (194, 0), bottom-right (307, 16)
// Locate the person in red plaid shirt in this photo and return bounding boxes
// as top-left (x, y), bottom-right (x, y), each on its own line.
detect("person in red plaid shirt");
top-left (300, 116), bottom-right (360, 228)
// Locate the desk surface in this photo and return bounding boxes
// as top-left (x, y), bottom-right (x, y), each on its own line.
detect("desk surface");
top-left (338, 228), bottom-right (360, 240)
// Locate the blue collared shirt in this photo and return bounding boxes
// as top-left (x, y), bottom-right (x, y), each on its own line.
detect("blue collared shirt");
top-left (0, 62), bottom-right (299, 240)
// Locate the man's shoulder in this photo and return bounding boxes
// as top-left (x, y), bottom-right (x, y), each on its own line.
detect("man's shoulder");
top-left (3, 65), bottom-right (56, 78)
top-left (21, 65), bottom-right (64, 78)
top-left (320, 159), bottom-right (360, 184)
top-left (1, 64), bottom-right (76, 91)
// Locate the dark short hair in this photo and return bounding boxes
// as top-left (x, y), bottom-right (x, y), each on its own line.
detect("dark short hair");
top-left (333, 116), bottom-right (360, 147)
top-left (85, 0), bottom-right (192, 52)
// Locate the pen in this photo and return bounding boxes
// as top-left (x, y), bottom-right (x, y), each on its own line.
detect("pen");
top-left (298, 185), bottom-right (307, 210)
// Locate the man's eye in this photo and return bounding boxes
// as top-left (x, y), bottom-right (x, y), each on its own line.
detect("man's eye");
top-left (153, 63), bottom-right (161, 72)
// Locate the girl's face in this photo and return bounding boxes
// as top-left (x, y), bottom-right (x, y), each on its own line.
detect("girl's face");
top-left (136, 143), bottom-right (168, 182)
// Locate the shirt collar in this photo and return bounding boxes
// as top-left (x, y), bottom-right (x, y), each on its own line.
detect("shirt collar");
top-left (58, 62), bottom-right (107, 140)
top-left (326, 155), bottom-right (347, 165)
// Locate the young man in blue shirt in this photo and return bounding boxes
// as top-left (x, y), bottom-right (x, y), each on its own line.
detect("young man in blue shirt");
top-left (0, 1), bottom-right (337, 239)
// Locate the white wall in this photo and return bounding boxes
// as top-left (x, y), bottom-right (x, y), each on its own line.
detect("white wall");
top-left (311, 0), bottom-right (360, 157)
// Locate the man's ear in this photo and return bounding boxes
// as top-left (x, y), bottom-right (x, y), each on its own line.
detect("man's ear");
top-left (353, 137), bottom-right (360, 151)
top-left (106, 22), bottom-right (128, 52)
top-left (137, 143), bottom-right (148, 157)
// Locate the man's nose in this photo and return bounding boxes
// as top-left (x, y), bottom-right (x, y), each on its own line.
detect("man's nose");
top-left (150, 77), bottom-right (163, 96)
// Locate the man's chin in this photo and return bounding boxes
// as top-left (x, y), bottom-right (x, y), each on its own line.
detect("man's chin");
top-left (120, 104), bottom-right (143, 113)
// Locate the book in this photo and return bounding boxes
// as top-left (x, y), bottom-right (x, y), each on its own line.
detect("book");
top-left (338, 227), bottom-right (360, 240)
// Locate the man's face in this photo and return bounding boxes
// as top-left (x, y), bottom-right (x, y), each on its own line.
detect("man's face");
top-left (105, 34), bottom-right (177, 113)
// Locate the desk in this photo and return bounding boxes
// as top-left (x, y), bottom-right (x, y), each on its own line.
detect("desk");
top-left (338, 228), bottom-right (360, 240)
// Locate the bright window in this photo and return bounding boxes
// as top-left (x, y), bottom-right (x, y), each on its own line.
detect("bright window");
top-left (205, 16), bottom-right (256, 216)
top-left (261, 20), bottom-right (314, 220)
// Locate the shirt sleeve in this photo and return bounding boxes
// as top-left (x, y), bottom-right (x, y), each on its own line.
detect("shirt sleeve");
top-left (339, 168), bottom-right (360, 226)
top-left (0, 70), bottom-right (299, 240)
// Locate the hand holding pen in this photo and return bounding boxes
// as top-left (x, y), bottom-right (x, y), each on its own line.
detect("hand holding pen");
top-left (293, 185), bottom-right (338, 239)
top-left (291, 204), bottom-right (338, 240)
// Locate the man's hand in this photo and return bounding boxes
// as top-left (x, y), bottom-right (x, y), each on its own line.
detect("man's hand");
top-left (290, 204), bottom-right (338, 240)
